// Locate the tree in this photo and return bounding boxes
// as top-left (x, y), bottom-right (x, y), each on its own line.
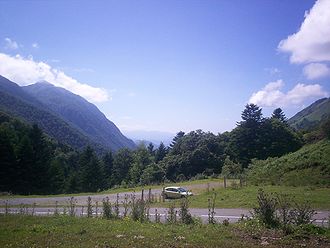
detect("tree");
top-left (79, 146), bottom-right (104, 192)
top-left (15, 135), bottom-right (34, 194)
top-left (112, 148), bottom-right (133, 186)
top-left (0, 129), bottom-right (17, 192)
top-left (240, 103), bottom-right (263, 125)
top-left (221, 156), bottom-right (242, 178)
top-left (169, 131), bottom-right (185, 154)
top-left (230, 104), bottom-right (265, 167)
top-left (28, 124), bottom-right (52, 194)
top-left (271, 108), bottom-right (287, 123)
top-left (147, 143), bottom-right (155, 156)
top-left (129, 144), bottom-right (153, 184)
top-left (140, 163), bottom-right (165, 185)
top-left (102, 151), bottom-right (114, 188)
top-left (155, 142), bottom-right (167, 162)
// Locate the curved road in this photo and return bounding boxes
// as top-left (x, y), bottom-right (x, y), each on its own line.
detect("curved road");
top-left (1, 183), bottom-right (329, 225)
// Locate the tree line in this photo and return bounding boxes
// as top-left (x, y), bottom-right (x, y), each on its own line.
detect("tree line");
top-left (0, 104), bottom-right (303, 195)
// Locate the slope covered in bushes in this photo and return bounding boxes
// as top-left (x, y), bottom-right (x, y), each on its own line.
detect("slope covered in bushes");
top-left (246, 139), bottom-right (330, 186)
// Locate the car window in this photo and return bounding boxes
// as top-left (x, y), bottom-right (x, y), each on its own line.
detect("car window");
top-left (166, 188), bottom-right (175, 192)
top-left (178, 188), bottom-right (187, 192)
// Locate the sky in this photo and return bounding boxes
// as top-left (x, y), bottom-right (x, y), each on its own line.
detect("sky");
top-left (0, 0), bottom-right (329, 136)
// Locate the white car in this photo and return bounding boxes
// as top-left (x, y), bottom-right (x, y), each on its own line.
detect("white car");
top-left (163, 186), bottom-right (193, 199)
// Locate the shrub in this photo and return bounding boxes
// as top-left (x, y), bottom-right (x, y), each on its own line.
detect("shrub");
top-left (102, 197), bottom-right (112, 219)
top-left (252, 189), bottom-right (279, 228)
top-left (179, 197), bottom-right (194, 224)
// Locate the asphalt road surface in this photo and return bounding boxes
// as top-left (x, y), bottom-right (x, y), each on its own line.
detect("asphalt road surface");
top-left (1, 183), bottom-right (329, 226)
top-left (0, 207), bottom-right (329, 226)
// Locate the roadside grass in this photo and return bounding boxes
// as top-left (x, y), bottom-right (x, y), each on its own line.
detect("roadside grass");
top-left (153, 185), bottom-right (330, 210)
top-left (0, 215), bottom-right (249, 248)
top-left (1, 215), bottom-right (329, 248)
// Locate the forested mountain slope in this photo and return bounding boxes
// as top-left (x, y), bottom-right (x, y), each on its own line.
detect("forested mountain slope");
top-left (23, 82), bottom-right (136, 151)
top-left (0, 75), bottom-right (104, 151)
top-left (288, 98), bottom-right (330, 131)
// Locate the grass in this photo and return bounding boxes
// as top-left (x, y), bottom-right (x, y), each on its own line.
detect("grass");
top-left (1, 215), bottom-right (329, 248)
top-left (153, 185), bottom-right (330, 210)
top-left (0, 215), bottom-right (248, 248)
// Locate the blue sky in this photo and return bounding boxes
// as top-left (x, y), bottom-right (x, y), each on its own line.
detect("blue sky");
top-left (0, 0), bottom-right (329, 136)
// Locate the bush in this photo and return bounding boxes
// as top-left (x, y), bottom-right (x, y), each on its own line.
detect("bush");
top-left (252, 189), bottom-right (279, 228)
top-left (179, 197), bottom-right (194, 224)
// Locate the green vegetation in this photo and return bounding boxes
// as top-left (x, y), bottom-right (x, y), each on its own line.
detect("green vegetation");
top-left (153, 185), bottom-right (330, 210)
top-left (246, 140), bottom-right (330, 187)
top-left (1, 215), bottom-right (329, 248)
top-left (0, 97), bottom-right (328, 197)
top-left (288, 97), bottom-right (330, 131)
top-left (0, 215), bottom-right (243, 248)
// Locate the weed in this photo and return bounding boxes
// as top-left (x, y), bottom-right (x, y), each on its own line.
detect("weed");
top-left (179, 197), bottom-right (194, 225)
top-left (54, 201), bottom-right (59, 216)
top-left (4, 200), bottom-right (9, 215)
top-left (252, 189), bottom-right (279, 228)
top-left (208, 191), bottom-right (217, 224)
top-left (87, 196), bottom-right (93, 218)
top-left (102, 197), bottom-right (112, 219)
top-left (68, 197), bottom-right (76, 217)
top-left (114, 193), bottom-right (120, 218)
top-left (122, 194), bottom-right (130, 218)
top-left (166, 203), bottom-right (177, 224)
top-left (291, 201), bottom-right (316, 225)
top-left (155, 209), bottom-right (161, 223)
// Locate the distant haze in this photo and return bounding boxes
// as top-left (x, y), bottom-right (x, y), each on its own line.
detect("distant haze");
top-left (123, 130), bottom-right (175, 147)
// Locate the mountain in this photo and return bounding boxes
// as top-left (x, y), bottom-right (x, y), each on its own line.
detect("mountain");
top-left (0, 75), bottom-right (104, 151)
top-left (23, 82), bottom-right (136, 151)
top-left (288, 97), bottom-right (330, 131)
top-left (123, 130), bottom-right (175, 146)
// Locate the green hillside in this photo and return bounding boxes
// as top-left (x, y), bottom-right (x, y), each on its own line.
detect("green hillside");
top-left (288, 98), bottom-right (330, 131)
top-left (246, 139), bottom-right (330, 186)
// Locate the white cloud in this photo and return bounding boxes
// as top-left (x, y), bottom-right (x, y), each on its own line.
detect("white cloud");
top-left (32, 43), bottom-right (39, 49)
top-left (0, 53), bottom-right (109, 103)
top-left (4, 38), bottom-right (19, 50)
top-left (303, 63), bottom-right (330, 80)
top-left (249, 80), bottom-right (328, 107)
top-left (278, 0), bottom-right (330, 64)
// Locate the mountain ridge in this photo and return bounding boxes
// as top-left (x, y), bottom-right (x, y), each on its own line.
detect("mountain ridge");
top-left (23, 82), bottom-right (136, 151)
top-left (288, 97), bottom-right (330, 130)
top-left (0, 75), bottom-right (135, 152)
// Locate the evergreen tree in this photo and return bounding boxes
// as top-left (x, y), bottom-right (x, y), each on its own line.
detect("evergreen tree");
top-left (29, 124), bottom-right (52, 194)
top-left (48, 158), bottom-right (65, 194)
top-left (112, 148), bottom-right (133, 186)
top-left (79, 146), bottom-right (104, 192)
top-left (0, 129), bottom-right (16, 192)
top-left (155, 142), bottom-right (167, 162)
top-left (15, 135), bottom-right (34, 194)
top-left (147, 143), bottom-right (155, 156)
top-left (271, 108), bottom-right (287, 123)
top-left (231, 104), bottom-right (265, 167)
top-left (102, 151), bottom-right (114, 188)
top-left (169, 131), bottom-right (185, 153)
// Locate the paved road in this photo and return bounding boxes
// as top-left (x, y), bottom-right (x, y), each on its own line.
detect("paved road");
top-left (0, 182), bottom-right (222, 206)
top-left (1, 207), bottom-right (329, 226)
top-left (1, 182), bottom-right (328, 226)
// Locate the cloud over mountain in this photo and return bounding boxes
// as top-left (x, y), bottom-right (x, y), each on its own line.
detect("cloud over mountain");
top-left (0, 53), bottom-right (109, 103)
top-left (249, 79), bottom-right (328, 107)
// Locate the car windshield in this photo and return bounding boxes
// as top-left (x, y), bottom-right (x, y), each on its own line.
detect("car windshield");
top-left (178, 188), bottom-right (187, 193)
